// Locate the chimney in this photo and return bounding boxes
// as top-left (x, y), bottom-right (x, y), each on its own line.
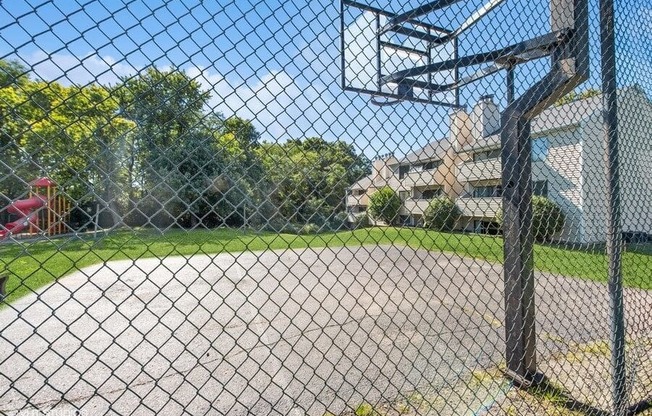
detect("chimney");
top-left (372, 153), bottom-right (394, 182)
top-left (373, 157), bottom-right (385, 179)
top-left (450, 107), bottom-right (472, 151)
top-left (470, 94), bottom-right (500, 141)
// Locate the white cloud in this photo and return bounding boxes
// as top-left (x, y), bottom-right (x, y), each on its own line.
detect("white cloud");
top-left (187, 66), bottom-right (340, 140)
top-left (20, 50), bottom-right (135, 86)
top-left (14, 48), bottom-right (342, 140)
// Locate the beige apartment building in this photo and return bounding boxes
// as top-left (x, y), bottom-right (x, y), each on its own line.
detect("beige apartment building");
top-left (346, 86), bottom-right (652, 243)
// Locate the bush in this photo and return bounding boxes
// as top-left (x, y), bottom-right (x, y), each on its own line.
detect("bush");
top-left (326, 211), bottom-right (349, 231)
top-left (298, 223), bottom-right (320, 235)
top-left (423, 197), bottom-right (461, 231)
top-left (352, 213), bottom-right (370, 229)
top-left (368, 187), bottom-right (401, 225)
top-left (264, 217), bottom-right (298, 234)
top-left (496, 195), bottom-right (565, 241)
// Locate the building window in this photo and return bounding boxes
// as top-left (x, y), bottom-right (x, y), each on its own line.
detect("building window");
top-left (473, 185), bottom-right (502, 198)
top-left (532, 137), bottom-right (549, 161)
top-left (533, 180), bottom-right (548, 197)
top-left (421, 188), bottom-right (442, 200)
top-left (408, 164), bottom-right (423, 173)
top-left (423, 160), bottom-right (441, 170)
top-left (399, 165), bottom-right (409, 179)
top-left (473, 149), bottom-right (501, 162)
top-left (474, 220), bottom-right (502, 235)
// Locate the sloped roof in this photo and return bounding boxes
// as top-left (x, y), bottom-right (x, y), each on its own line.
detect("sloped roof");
top-left (349, 175), bottom-right (372, 190)
top-left (460, 92), bottom-right (606, 152)
top-left (460, 134), bottom-right (500, 152)
top-left (400, 137), bottom-right (451, 164)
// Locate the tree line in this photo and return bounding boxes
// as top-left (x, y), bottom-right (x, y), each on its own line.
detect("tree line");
top-left (0, 60), bottom-right (370, 230)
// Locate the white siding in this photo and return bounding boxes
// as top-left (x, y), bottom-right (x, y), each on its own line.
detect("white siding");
top-left (580, 114), bottom-right (609, 243)
top-left (618, 88), bottom-right (652, 235)
top-left (349, 88), bottom-right (652, 242)
top-left (578, 88), bottom-right (652, 243)
top-left (532, 127), bottom-right (585, 242)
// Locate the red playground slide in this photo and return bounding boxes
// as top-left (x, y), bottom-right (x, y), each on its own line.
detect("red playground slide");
top-left (0, 195), bottom-right (46, 239)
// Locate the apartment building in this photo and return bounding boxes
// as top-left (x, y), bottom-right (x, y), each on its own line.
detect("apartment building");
top-left (347, 138), bottom-right (463, 227)
top-left (346, 86), bottom-right (652, 243)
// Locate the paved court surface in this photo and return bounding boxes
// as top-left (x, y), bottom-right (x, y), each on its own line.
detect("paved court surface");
top-left (1, 245), bottom-right (650, 415)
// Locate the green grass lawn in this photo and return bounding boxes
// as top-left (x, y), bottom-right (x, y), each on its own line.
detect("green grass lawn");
top-left (1, 226), bottom-right (650, 304)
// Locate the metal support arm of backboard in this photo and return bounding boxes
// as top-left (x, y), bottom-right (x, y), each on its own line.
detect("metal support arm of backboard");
top-left (381, 30), bottom-right (566, 93)
top-left (379, 0), bottom-right (506, 46)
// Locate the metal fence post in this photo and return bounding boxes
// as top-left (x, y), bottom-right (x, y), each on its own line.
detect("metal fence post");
top-left (600, 0), bottom-right (628, 413)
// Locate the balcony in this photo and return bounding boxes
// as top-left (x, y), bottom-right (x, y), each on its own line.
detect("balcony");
top-left (346, 194), bottom-right (368, 207)
top-left (457, 158), bottom-right (501, 182)
top-left (455, 197), bottom-right (502, 219)
top-left (401, 198), bottom-right (431, 215)
top-left (401, 169), bottom-right (447, 187)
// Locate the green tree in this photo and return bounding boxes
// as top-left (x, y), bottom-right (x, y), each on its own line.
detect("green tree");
top-left (205, 116), bottom-right (270, 228)
top-left (116, 67), bottom-right (209, 191)
top-left (0, 59), bottom-right (28, 88)
top-left (116, 67), bottom-right (213, 225)
top-left (0, 61), bottom-right (134, 222)
top-left (117, 68), bottom-right (271, 228)
top-left (554, 88), bottom-right (601, 106)
top-left (496, 195), bottom-right (565, 241)
top-left (23, 83), bottom-right (134, 203)
top-left (144, 127), bottom-right (226, 228)
top-left (368, 186), bottom-right (401, 225)
top-left (423, 197), bottom-right (461, 231)
top-left (0, 61), bottom-right (31, 198)
top-left (257, 137), bottom-right (369, 225)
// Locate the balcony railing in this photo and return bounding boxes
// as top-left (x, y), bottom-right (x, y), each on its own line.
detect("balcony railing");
top-left (346, 194), bottom-right (368, 207)
top-left (457, 158), bottom-right (501, 182)
top-left (400, 168), bottom-right (447, 187)
top-left (401, 198), bottom-right (431, 215)
top-left (455, 197), bottom-right (502, 218)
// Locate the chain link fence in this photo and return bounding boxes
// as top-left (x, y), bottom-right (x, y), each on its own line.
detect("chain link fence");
top-left (0, 0), bottom-right (650, 415)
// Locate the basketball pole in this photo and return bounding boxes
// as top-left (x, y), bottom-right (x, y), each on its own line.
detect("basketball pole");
top-left (501, 0), bottom-right (589, 383)
top-left (501, 108), bottom-right (536, 381)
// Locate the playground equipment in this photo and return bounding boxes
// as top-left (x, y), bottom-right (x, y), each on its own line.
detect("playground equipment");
top-left (0, 177), bottom-right (70, 239)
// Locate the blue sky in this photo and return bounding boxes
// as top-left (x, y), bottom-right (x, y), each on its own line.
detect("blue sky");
top-left (1, 0), bottom-right (650, 159)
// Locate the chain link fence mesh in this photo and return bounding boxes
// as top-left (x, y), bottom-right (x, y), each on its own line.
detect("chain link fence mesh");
top-left (0, 0), bottom-right (650, 415)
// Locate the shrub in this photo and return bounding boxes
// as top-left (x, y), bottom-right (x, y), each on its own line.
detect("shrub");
top-left (423, 197), bottom-right (461, 231)
top-left (352, 213), bottom-right (370, 229)
top-left (368, 187), bottom-right (401, 225)
top-left (331, 211), bottom-right (349, 230)
top-left (496, 196), bottom-right (565, 241)
top-left (264, 217), bottom-right (299, 234)
top-left (298, 223), bottom-right (320, 235)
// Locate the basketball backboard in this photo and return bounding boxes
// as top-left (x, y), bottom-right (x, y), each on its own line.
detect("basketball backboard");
top-left (340, 0), bottom-right (459, 106)
top-left (340, 0), bottom-right (588, 109)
